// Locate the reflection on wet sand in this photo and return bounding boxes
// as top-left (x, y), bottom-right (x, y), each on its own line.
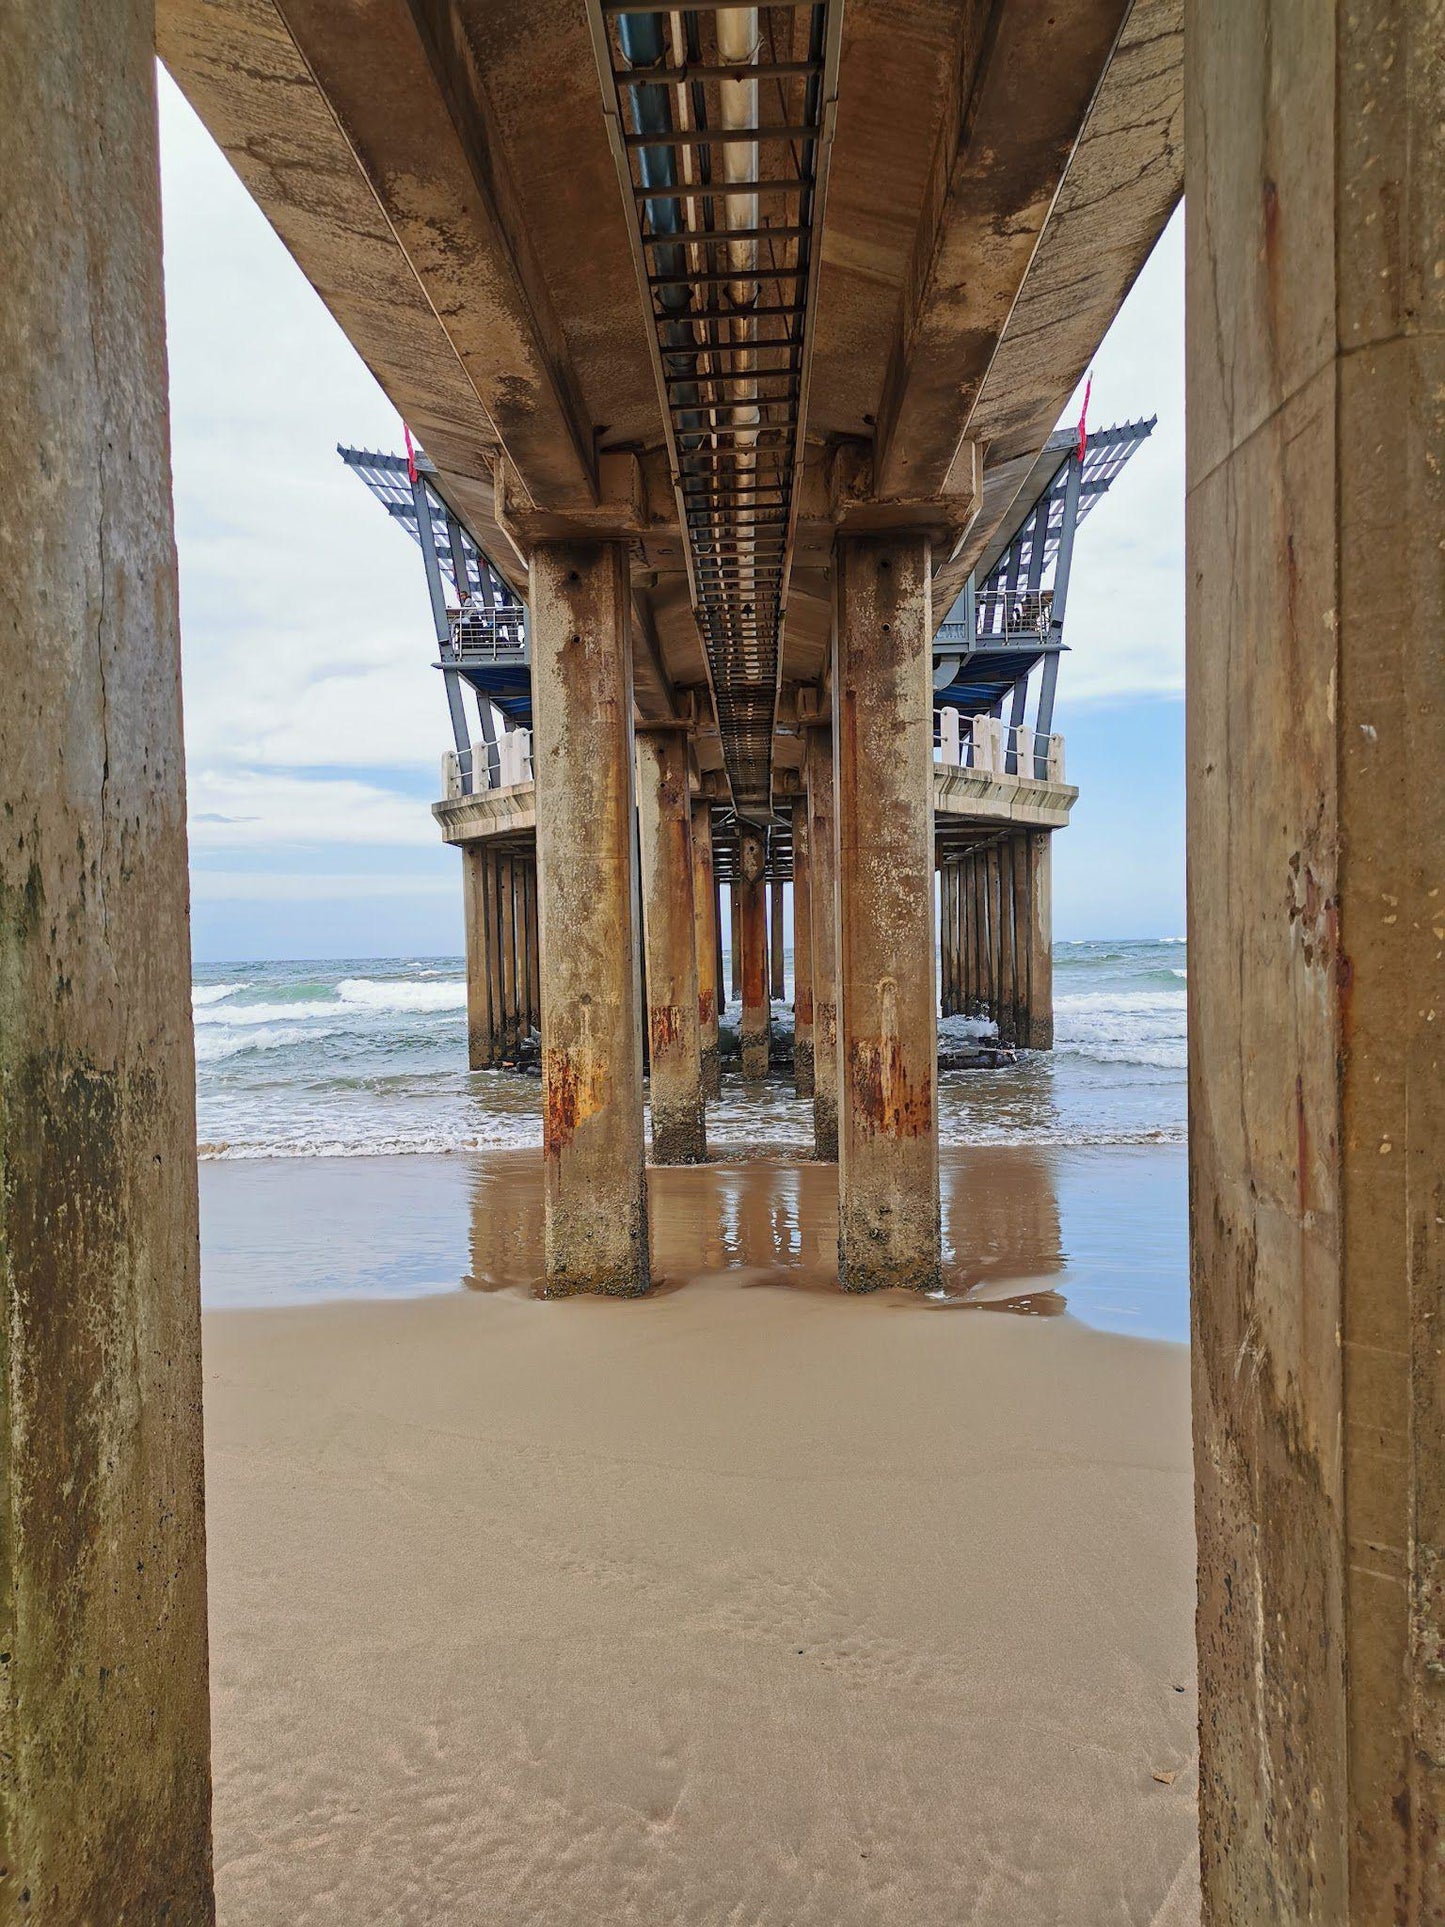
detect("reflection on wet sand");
top-left (464, 1146), bottom-right (1067, 1313)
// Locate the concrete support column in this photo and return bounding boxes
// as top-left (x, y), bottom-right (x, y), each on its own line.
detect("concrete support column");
top-left (463, 845), bottom-right (497, 1069)
top-left (691, 801), bottom-right (722, 1098)
top-left (833, 534), bottom-right (941, 1291)
top-left (985, 844), bottom-right (1003, 1026)
top-left (531, 540), bottom-right (648, 1294)
top-left (498, 852), bottom-right (519, 1060)
top-left (0, 6), bottom-right (215, 1910)
top-left (738, 830), bottom-right (770, 1079)
top-left (729, 883), bottom-right (742, 1004)
top-left (1019, 832), bottom-right (1053, 1050)
top-left (1189, 2), bottom-right (1443, 1915)
top-left (792, 796), bottom-right (815, 1096)
top-left (636, 728), bottom-right (706, 1164)
top-left (938, 865), bottom-right (953, 1016)
top-left (769, 880), bottom-right (786, 1000)
top-left (806, 725), bottom-right (840, 1160)
top-left (996, 838), bottom-right (1019, 1047)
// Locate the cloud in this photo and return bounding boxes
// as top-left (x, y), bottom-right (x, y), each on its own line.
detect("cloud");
top-left (189, 870), bottom-right (456, 902)
top-left (186, 769), bottom-right (441, 849)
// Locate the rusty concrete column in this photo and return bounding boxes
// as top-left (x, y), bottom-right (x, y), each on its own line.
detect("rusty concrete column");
top-left (636, 728), bottom-right (706, 1164)
top-left (1189, 0), bottom-right (1444, 1914)
top-left (738, 829), bottom-right (770, 1079)
top-left (691, 801), bottom-right (722, 1098)
top-left (985, 844), bottom-right (1003, 1026)
top-left (729, 882), bottom-right (742, 1004)
top-left (971, 854), bottom-right (988, 1019)
top-left (531, 540), bottom-right (648, 1294)
top-left (769, 879), bottom-right (786, 999)
top-left (0, 5), bottom-right (215, 1911)
top-left (833, 534), bottom-right (941, 1291)
top-left (792, 795), bottom-right (815, 1096)
top-left (945, 862), bottom-right (958, 1015)
top-left (1018, 832), bottom-right (1053, 1049)
top-left (498, 852), bottom-right (519, 1060)
top-left (713, 876), bottom-right (726, 1021)
top-left (996, 837), bottom-right (1019, 1047)
top-left (525, 856), bottom-right (541, 1034)
top-left (463, 844), bottom-right (497, 1069)
top-left (806, 723), bottom-right (840, 1159)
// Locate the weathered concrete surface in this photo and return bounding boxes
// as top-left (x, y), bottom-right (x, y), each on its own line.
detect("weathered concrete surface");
top-left (0, 3), bottom-right (215, 1913)
top-left (1187, 0), bottom-right (1444, 1915)
top-left (739, 832), bottom-right (770, 1082)
top-left (792, 797), bottom-right (815, 1098)
top-left (833, 537), bottom-right (940, 1290)
top-left (691, 803), bottom-right (722, 1100)
top-left (531, 542), bottom-right (649, 1294)
top-left (806, 726), bottom-right (840, 1160)
top-left (462, 844), bottom-right (495, 1069)
top-left (769, 881), bottom-right (786, 1002)
top-left (1020, 833), bottom-right (1053, 1050)
top-left (637, 730), bottom-right (706, 1165)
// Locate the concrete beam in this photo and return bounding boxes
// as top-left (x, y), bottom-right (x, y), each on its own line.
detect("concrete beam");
top-left (531, 541), bottom-right (648, 1294)
top-left (636, 730), bottom-right (706, 1165)
top-left (0, 4), bottom-right (214, 1910)
top-left (873, 0), bottom-right (1133, 504)
top-left (1187, 0), bottom-right (1443, 1913)
top-left (833, 535), bottom-right (940, 1290)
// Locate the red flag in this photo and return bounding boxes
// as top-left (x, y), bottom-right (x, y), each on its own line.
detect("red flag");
top-left (403, 421), bottom-right (418, 484)
top-left (1076, 373), bottom-right (1092, 465)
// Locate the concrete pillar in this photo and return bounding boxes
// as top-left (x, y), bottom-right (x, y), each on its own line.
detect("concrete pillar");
top-left (996, 837), bottom-right (1019, 1046)
top-left (463, 844), bottom-right (497, 1068)
top-left (713, 876), bottom-right (726, 1024)
top-left (806, 725), bottom-right (840, 1159)
top-left (738, 829), bottom-right (770, 1079)
top-left (729, 882), bottom-right (742, 1004)
top-left (636, 728), bottom-right (706, 1164)
top-left (1018, 831), bottom-right (1053, 1050)
top-left (985, 843), bottom-right (1003, 1025)
top-left (498, 852), bottom-right (519, 1060)
top-left (0, 5), bottom-right (215, 1911)
top-left (531, 540), bottom-right (648, 1294)
top-left (691, 801), bottom-right (722, 1098)
top-left (833, 534), bottom-right (941, 1292)
top-left (1189, 0), bottom-right (1445, 1910)
top-left (792, 796), bottom-right (815, 1096)
top-left (938, 864), bottom-right (953, 1017)
top-left (769, 879), bottom-right (786, 1000)
top-left (525, 857), bottom-right (541, 1034)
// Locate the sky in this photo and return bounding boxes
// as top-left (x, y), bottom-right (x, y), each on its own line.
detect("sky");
top-left (157, 73), bottom-right (1185, 962)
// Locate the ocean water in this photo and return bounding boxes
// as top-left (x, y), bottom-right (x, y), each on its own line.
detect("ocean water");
top-left (192, 939), bottom-right (1187, 1161)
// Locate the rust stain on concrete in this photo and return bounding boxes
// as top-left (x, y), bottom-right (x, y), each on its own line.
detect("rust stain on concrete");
top-left (543, 1044), bottom-right (609, 1158)
top-left (847, 1037), bottom-right (934, 1139)
top-left (649, 1003), bottom-right (684, 1056)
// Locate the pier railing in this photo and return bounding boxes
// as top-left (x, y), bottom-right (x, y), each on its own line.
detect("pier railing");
top-left (933, 708), bottom-right (1065, 784)
top-left (446, 602), bottom-right (528, 664)
top-left (442, 727), bottom-right (533, 799)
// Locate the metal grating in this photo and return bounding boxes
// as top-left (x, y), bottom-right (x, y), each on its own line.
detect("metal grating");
top-left (589, 1), bottom-right (843, 818)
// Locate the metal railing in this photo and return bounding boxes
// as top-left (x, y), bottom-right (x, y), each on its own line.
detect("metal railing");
top-left (447, 602), bottom-right (527, 663)
top-left (442, 728), bottom-right (534, 800)
top-left (933, 708), bottom-right (1065, 784)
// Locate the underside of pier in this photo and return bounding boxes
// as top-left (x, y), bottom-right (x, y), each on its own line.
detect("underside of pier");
top-left (4, 0), bottom-right (1440, 1918)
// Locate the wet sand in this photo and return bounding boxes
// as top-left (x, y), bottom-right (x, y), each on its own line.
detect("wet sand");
top-left (202, 1148), bottom-right (1198, 1924)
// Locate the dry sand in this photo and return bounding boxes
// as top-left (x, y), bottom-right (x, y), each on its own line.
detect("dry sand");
top-left (202, 1154), bottom-right (1199, 1926)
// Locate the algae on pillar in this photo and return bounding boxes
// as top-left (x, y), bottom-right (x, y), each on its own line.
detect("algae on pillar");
top-left (806, 722), bottom-right (840, 1160)
top-left (738, 828), bottom-right (770, 1080)
top-left (530, 540), bottom-right (649, 1294)
top-left (0, 3), bottom-right (215, 1910)
top-left (636, 727), bottom-right (707, 1164)
top-left (833, 534), bottom-right (941, 1291)
top-left (691, 801), bottom-right (722, 1098)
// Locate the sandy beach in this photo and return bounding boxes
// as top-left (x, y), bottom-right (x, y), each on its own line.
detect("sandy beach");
top-left (201, 1148), bottom-right (1198, 1925)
